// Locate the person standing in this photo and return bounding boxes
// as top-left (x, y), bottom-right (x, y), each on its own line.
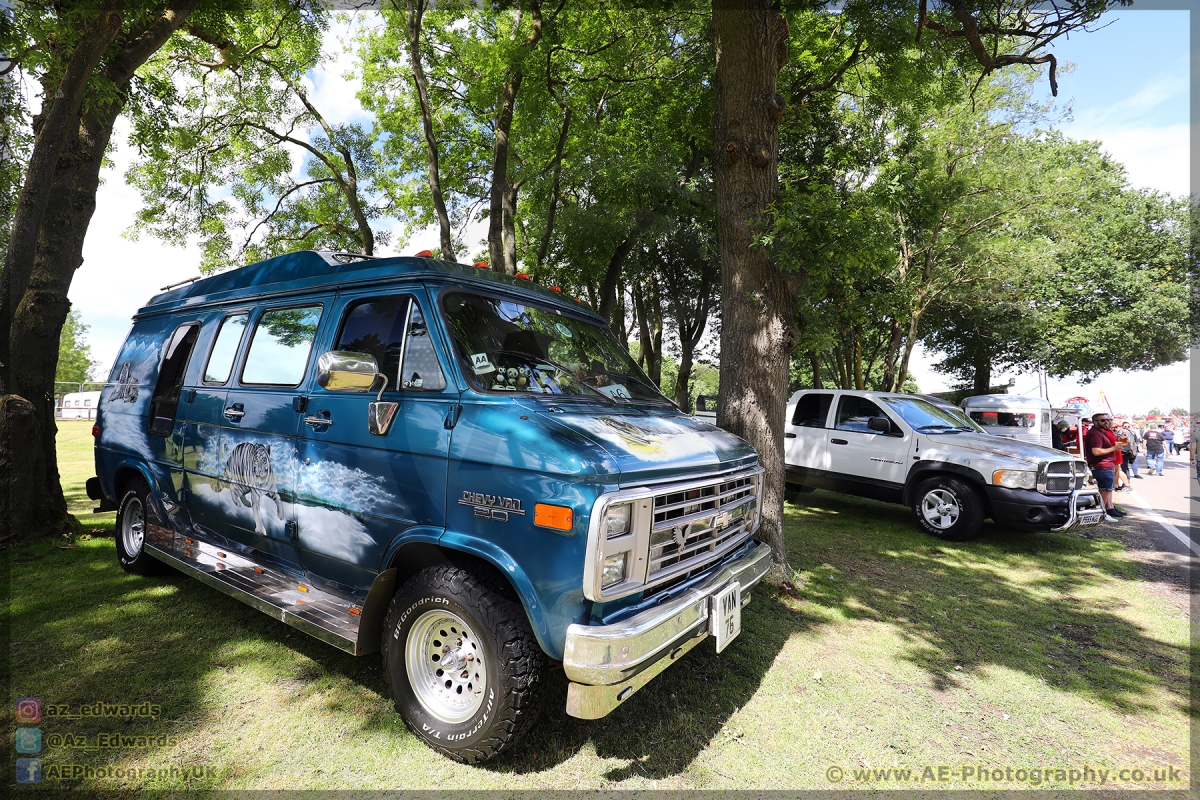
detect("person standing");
top-left (1118, 421), bottom-right (1141, 480)
top-left (1162, 425), bottom-right (1175, 458)
top-left (1143, 424), bottom-right (1166, 476)
top-left (1084, 413), bottom-right (1125, 521)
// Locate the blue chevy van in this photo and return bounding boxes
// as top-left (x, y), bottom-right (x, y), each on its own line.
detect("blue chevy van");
top-left (87, 251), bottom-right (769, 762)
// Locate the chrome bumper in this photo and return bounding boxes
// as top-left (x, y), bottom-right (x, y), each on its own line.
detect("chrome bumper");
top-left (1050, 488), bottom-right (1105, 531)
top-left (563, 541), bottom-right (772, 719)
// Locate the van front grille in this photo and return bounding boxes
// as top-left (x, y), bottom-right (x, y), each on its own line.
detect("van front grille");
top-left (647, 474), bottom-right (759, 580)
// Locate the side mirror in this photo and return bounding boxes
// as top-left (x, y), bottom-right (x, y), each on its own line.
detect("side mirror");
top-left (316, 351), bottom-right (380, 391)
top-left (868, 416), bottom-right (892, 434)
top-left (316, 351), bottom-right (398, 436)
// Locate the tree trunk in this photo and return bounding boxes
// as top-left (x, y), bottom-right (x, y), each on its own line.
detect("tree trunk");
top-left (535, 106), bottom-right (571, 268)
top-left (674, 346), bottom-right (695, 411)
top-left (881, 316), bottom-right (904, 391)
top-left (597, 233), bottom-right (639, 325)
top-left (1, 1), bottom-right (198, 542)
top-left (895, 309), bottom-right (922, 394)
top-left (487, 1), bottom-right (544, 274)
top-left (0, 4), bottom-right (123, 395)
top-left (406, 0), bottom-right (455, 260)
top-left (853, 329), bottom-right (865, 390)
top-left (972, 347), bottom-right (992, 394)
top-left (712, 0), bottom-right (794, 584)
top-left (488, 68), bottom-right (522, 274)
top-left (809, 352), bottom-right (822, 389)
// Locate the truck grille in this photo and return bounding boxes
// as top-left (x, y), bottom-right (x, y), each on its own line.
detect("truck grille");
top-left (1044, 460), bottom-right (1086, 493)
top-left (647, 473), bottom-right (759, 580)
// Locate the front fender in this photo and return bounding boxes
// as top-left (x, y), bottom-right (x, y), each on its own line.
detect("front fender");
top-left (436, 529), bottom-right (577, 660)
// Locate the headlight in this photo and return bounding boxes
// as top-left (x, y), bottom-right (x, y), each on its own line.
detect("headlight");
top-left (604, 503), bottom-right (632, 538)
top-left (601, 553), bottom-right (627, 588)
top-left (992, 469), bottom-right (1037, 490)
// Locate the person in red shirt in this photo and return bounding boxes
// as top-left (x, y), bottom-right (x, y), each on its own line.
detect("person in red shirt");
top-left (1084, 413), bottom-right (1125, 520)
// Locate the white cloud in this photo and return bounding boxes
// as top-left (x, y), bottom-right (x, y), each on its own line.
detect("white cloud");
top-left (909, 344), bottom-right (1189, 416)
top-left (1059, 122), bottom-right (1190, 197)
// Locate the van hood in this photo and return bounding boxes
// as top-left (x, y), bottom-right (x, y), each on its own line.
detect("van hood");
top-left (923, 431), bottom-right (1073, 465)
top-left (521, 401), bottom-right (759, 483)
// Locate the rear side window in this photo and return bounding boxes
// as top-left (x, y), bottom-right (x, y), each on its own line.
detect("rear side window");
top-left (334, 296), bottom-right (445, 392)
top-left (835, 396), bottom-right (887, 433)
top-left (149, 323), bottom-right (200, 436)
top-left (242, 305), bottom-right (323, 386)
top-left (203, 313), bottom-right (248, 384)
top-left (970, 411), bottom-right (1037, 428)
top-left (792, 393), bottom-right (833, 427)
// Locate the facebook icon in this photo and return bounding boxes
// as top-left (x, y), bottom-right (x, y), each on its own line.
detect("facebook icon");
top-left (16, 758), bottom-right (42, 784)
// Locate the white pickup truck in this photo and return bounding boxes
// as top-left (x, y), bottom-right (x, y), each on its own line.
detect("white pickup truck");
top-left (783, 390), bottom-right (1104, 540)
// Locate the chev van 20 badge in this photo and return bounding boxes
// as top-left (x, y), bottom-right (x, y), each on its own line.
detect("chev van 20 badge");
top-left (458, 491), bottom-right (526, 522)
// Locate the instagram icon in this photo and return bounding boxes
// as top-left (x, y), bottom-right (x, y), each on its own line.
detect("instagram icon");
top-left (15, 698), bottom-right (41, 723)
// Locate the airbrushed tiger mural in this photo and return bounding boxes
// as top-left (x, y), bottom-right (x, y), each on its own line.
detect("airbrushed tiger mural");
top-left (216, 442), bottom-right (284, 535)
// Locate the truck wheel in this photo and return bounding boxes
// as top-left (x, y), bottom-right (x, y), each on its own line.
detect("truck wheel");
top-left (911, 476), bottom-right (983, 541)
top-left (381, 564), bottom-right (545, 763)
top-left (115, 477), bottom-right (167, 575)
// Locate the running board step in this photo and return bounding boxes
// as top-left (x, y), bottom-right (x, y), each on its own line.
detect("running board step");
top-left (143, 528), bottom-right (365, 655)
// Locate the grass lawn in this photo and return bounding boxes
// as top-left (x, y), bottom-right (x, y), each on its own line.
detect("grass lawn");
top-left (3, 420), bottom-right (1192, 790)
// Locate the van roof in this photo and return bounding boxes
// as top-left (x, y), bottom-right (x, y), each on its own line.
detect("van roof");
top-left (136, 250), bottom-right (602, 322)
top-left (960, 394), bottom-right (1050, 409)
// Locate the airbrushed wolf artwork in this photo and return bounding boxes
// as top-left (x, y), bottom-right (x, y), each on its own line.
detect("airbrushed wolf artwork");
top-left (87, 250), bottom-right (769, 763)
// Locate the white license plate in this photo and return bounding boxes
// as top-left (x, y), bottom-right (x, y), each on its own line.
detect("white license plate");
top-left (1078, 510), bottom-right (1105, 527)
top-left (710, 583), bottom-right (742, 653)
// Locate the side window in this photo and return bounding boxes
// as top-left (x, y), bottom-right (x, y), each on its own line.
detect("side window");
top-left (792, 393), bottom-right (834, 427)
top-left (149, 323), bottom-right (200, 436)
top-left (401, 303), bottom-right (446, 391)
top-left (336, 296), bottom-right (409, 387)
top-left (835, 396), bottom-right (887, 434)
top-left (203, 313), bottom-right (248, 384)
top-left (334, 296), bottom-right (446, 392)
top-left (242, 305), bottom-right (323, 386)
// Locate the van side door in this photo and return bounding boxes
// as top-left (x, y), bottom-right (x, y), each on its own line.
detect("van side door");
top-left (144, 320), bottom-right (201, 525)
top-left (219, 301), bottom-right (327, 571)
top-left (293, 290), bottom-right (454, 590)
top-left (181, 310), bottom-right (250, 541)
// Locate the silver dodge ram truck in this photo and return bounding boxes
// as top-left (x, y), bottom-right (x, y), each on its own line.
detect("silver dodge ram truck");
top-left (783, 390), bottom-right (1104, 540)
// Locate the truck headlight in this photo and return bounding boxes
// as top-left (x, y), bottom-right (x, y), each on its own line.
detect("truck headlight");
top-left (604, 503), bottom-right (632, 538)
top-left (992, 469), bottom-right (1037, 490)
top-left (601, 553), bottom-right (627, 588)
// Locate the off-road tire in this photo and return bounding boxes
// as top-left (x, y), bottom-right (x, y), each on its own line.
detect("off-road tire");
top-left (381, 564), bottom-right (545, 763)
top-left (911, 475), bottom-right (984, 541)
top-left (115, 477), bottom-right (167, 575)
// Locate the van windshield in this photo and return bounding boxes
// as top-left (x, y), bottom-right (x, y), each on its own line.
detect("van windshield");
top-left (440, 291), bottom-right (668, 403)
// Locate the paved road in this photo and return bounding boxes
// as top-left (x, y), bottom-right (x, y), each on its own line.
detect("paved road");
top-left (1116, 450), bottom-right (1198, 558)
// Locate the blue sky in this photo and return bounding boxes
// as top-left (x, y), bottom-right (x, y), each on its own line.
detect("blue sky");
top-left (66, 9), bottom-right (1191, 413)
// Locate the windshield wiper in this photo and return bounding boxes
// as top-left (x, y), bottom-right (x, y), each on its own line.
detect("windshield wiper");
top-left (916, 424), bottom-right (962, 433)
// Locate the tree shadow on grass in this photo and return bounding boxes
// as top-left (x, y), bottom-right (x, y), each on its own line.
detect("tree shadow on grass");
top-left (786, 490), bottom-right (1193, 717)
top-left (481, 589), bottom-right (805, 779)
top-left (9, 535), bottom-right (806, 786)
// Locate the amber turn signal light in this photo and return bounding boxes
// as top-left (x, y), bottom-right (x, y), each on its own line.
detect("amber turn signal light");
top-left (413, 249), bottom-right (433, 257)
top-left (534, 503), bottom-right (573, 531)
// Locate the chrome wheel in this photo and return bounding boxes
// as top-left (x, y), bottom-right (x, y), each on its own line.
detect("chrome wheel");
top-left (120, 496), bottom-right (145, 557)
top-left (405, 610), bottom-right (487, 724)
top-left (921, 488), bottom-right (960, 530)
